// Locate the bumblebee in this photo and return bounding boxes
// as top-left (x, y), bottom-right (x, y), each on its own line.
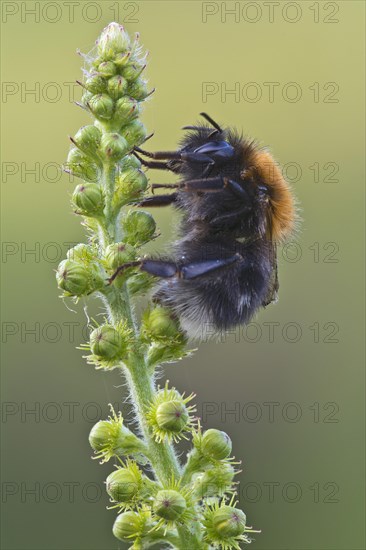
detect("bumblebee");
top-left (111, 113), bottom-right (296, 339)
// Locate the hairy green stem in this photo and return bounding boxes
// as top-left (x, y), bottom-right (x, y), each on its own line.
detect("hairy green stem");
top-left (103, 163), bottom-right (117, 240)
top-left (102, 168), bottom-right (203, 549)
top-left (107, 289), bottom-right (181, 482)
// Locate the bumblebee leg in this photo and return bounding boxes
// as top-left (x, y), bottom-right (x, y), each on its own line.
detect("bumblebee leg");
top-left (133, 152), bottom-right (182, 174)
top-left (141, 256), bottom-right (241, 280)
top-left (134, 146), bottom-right (182, 160)
top-left (134, 146), bottom-right (212, 165)
top-left (140, 260), bottom-right (178, 278)
top-left (108, 259), bottom-right (176, 284)
top-left (150, 178), bottom-right (248, 199)
top-left (133, 152), bottom-right (172, 171)
top-left (151, 183), bottom-right (180, 191)
top-left (107, 261), bottom-right (142, 284)
top-left (137, 193), bottom-right (178, 207)
top-left (146, 177), bottom-right (249, 202)
top-left (157, 176), bottom-right (248, 199)
top-left (110, 255), bottom-right (242, 284)
top-left (179, 256), bottom-right (241, 279)
top-left (150, 179), bottom-right (221, 192)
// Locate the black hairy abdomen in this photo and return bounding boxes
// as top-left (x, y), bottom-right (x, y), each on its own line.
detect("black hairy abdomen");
top-left (155, 237), bottom-right (272, 337)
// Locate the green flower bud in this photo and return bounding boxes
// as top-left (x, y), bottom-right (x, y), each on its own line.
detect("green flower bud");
top-left (204, 500), bottom-right (257, 548)
top-left (156, 400), bottom-right (189, 433)
top-left (81, 90), bottom-right (94, 106)
top-left (106, 466), bottom-right (141, 503)
top-left (123, 120), bottom-right (147, 148)
top-left (123, 62), bottom-right (145, 82)
top-left (114, 97), bottom-right (140, 126)
top-left (112, 511), bottom-right (141, 542)
top-left (98, 22), bottom-right (130, 60)
top-left (128, 78), bottom-right (149, 101)
top-left (120, 154), bottom-right (141, 171)
top-left (143, 308), bottom-right (188, 368)
top-left (56, 259), bottom-right (91, 296)
top-left (88, 94), bottom-right (114, 120)
top-left (100, 133), bottom-right (129, 161)
top-left (90, 325), bottom-right (126, 361)
top-left (89, 407), bottom-right (146, 462)
top-left (66, 243), bottom-right (95, 263)
top-left (195, 463), bottom-right (235, 498)
top-left (201, 429), bottom-right (232, 461)
top-left (146, 383), bottom-right (195, 443)
top-left (57, 258), bottom-right (103, 297)
top-left (107, 74), bottom-right (128, 100)
top-left (98, 61), bottom-right (117, 78)
top-left (153, 490), bottom-right (186, 521)
top-left (66, 148), bottom-right (100, 182)
top-left (73, 125), bottom-right (101, 157)
top-left (112, 509), bottom-right (154, 544)
top-left (114, 51), bottom-right (131, 68)
top-left (104, 242), bottom-right (135, 270)
top-left (212, 506), bottom-right (246, 538)
top-left (121, 210), bottom-right (156, 245)
top-left (89, 420), bottom-right (116, 452)
top-left (84, 74), bottom-right (106, 94)
top-left (116, 168), bottom-right (148, 199)
top-left (72, 183), bottom-right (104, 216)
top-left (143, 307), bottom-right (180, 341)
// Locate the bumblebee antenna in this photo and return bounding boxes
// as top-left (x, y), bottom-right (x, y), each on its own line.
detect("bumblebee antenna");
top-left (199, 112), bottom-right (222, 133)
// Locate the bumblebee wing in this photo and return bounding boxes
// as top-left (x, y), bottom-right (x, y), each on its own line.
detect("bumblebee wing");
top-left (262, 242), bottom-right (279, 307)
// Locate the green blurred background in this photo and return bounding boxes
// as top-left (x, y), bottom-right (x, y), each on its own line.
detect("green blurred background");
top-left (1, 1), bottom-right (365, 549)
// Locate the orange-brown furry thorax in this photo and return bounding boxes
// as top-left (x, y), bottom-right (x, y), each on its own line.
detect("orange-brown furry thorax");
top-left (248, 148), bottom-right (296, 242)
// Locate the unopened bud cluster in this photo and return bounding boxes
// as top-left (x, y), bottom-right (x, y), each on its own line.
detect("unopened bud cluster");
top-left (65, 23), bottom-right (150, 205)
top-left (57, 22), bottom-right (155, 304)
top-left (90, 400), bottom-right (255, 548)
top-left (58, 22), bottom-right (257, 549)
